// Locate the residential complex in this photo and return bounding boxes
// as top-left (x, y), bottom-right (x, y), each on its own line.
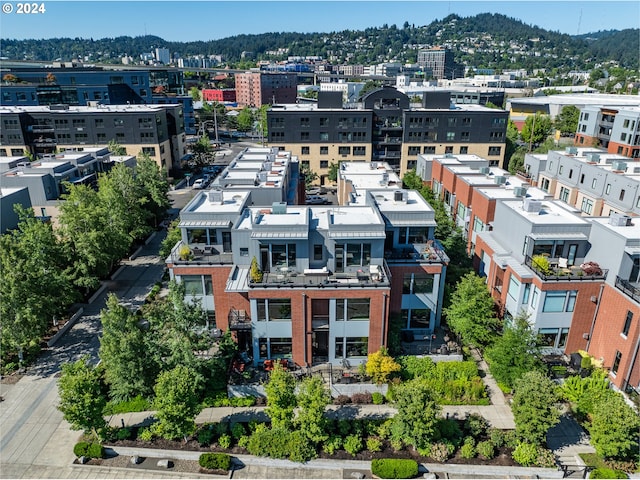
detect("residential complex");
top-left (417, 48), bottom-right (464, 80)
top-left (0, 104), bottom-right (186, 175)
top-left (234, 71), bottom-right (297, 107)
top-left (575, 106), bottom-right (640, 158)
top-left (417, 147), bottom-right (639, 392)
top-left (166, 150), bottom-right (448, 367)
top-left (266, 87), bottom-right (509, 183)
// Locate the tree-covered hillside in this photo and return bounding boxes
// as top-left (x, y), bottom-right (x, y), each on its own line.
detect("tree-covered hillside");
top-left (1, 13), bottom-right (637, 70)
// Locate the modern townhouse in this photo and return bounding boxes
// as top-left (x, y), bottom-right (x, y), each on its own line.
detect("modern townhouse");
top-left (575, 105), bottom-right (640, 158)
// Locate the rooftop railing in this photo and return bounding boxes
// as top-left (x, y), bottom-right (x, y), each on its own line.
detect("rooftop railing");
top-left (525, 256), bottom-right (608, 282)
top-left (615, 276), bottom-right (640, 304)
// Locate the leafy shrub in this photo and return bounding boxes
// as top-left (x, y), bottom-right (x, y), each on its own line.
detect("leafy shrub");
top-left (513, 442), bottom-right (539, 467)
top-left (502, 430), bottom-right (519, 449)
top-left (477, 440), bottom-right (495, 459)
top-left (288, 431), bottom-right (318, 463)
top-left (337, 419), bottom-right (352, 436)
top-left (604, 460), bottom-right (636, 473)
top-left (366, 347), bottom-right (402, 384)
top-left (322, 435), bottom-right (343, 455)
top-left (246, 427), bottom-right (291, 459)
top-left (397, 355), bottom-right (436, 380)
top-left (214, 422), bottom-right (229, 436)
top-left (137, 427), bottom-right (154, 441)
top-left (103, 395), bottom-right (151, 415)
top-left (197, 426), bottom-right (214, 446)
top-left (344, 434), bottom-right (364, 456)
top-left (218, 433), bottom-right (232, 449)
top-left (73, 442), bottom-right (104, 459)
top-left (460, 437), bottom-right (476, 459)
top-left (199, 452), bottom-right (231, 471)
top-left (390, 438), bottom-right (404, 452)
top-left (464, 414), bottom-right (489, 437)
top-left (376, 419), bottom-right (394, 439)
top-left (351, 392), bottom-right (373, 404)
top-left (430, 442), bottom-right (451, 462)
top-left (366, 436), bottom-right (383, 453)
top-left (372, 392), bottom-right (385, 405)
top-left (488, 428), bottom-right (505, 448)
top-left (436, 418), bottom-right (463, 446)
top-left (230, 422), bottom-right (245, 439)
top-left (115, 427), bottom-right (132, 440)
top-left (536, 448), bottom-right (557, 468)
top-left (334, 395), bottom-right (351, 405)
top-left (237, 435), bottom-right (250, 449)
top-left (371, 458), bottom-right (419, 479)
top-left (589, 468), bottom-right (628, 479)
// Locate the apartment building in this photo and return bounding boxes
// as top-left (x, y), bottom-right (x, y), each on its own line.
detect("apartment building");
top-left (0, 187), bottom-right (31, 233)
top-left (524, 147), bottom-right (640, 217)
top-left (424, 147), bottom-right (639, 393)
top-left (0, 104), bottom-right (186, 175)
top-left (166, 153), bottom-right (448, 368)
top-left (202, 89), bottom-right (237, 103)
top-left (266, 87), bottom-right (508, 183)
top-left (235, 71), bottom-right (297, 107)
top-left (575, 105), bottom-right (640, 158)
top-left (416, 49), bottom-right (463, 80)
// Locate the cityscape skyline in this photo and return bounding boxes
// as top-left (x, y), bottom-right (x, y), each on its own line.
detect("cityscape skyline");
top-left (1, 1), bottom-right (638, 43)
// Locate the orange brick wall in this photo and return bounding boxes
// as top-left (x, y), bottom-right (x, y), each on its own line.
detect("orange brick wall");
top-left (388, 264), bottom-right (444, 313)
top-left (587, 285), bottom-right (640, 390)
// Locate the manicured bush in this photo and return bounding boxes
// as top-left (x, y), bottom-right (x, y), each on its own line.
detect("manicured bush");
top-left (589, 468), bottom-right (627, 479)
top-left (198, 452), bottom-right (231, 471)
top-left (197, 426), bottom-right (214, 446)
top-left (513, 442), bottom-right (539, 467)
top-left (536, 448), bottom-right (557, 468)
top-left (376, 419), bottom-right (394, 439)
top-left (459, 437), bottom-right (476, 459)
top-left (476, 440), bottom-right (495, 460)
top-left (336, 419), bottom-right (352, 436)
top-left (137, 427), bottom-right (154, 441)
top-left (397, 355), bottom-right (436, 380)
top-left (334, 394), bottom-right (351, 405)
top-left (115, 427), bottom-right (132, 440)
top-left (73, 442), bottom-right (104, 459)
top-left (246, 426), bottom-right (291, 459)
top-left (371, 458), bottom-right (419, 479)
top-left (464, 414), bottom-right (489, 437)
top-left (322, 435), bottom-right (343, 455)
top-left (103, 395), bottom-right (151, 415)
top-left (230, 422), bottom-right (245, 440)
top-left (429, 442), bottom-right (451, 462)
top-left (288, 430), bottom-right (318, 463)
top-left (218, 433), bottom-right (232, 449)
top-left (372, 392), bottom-right (385, 405)
top-left (488, 428), bottom-right (505, 448)
top-left (237, 435), bottom-right (250, 449)
top-left (366, 436), bottom-right (383, 453)
top-left (344, 434), bottom-right (364, 456)
top-left (351, 392), bottom-right (373, 404)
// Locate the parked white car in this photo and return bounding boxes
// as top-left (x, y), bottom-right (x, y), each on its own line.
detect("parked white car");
top-left (192, 178), bottom-right (205, 189)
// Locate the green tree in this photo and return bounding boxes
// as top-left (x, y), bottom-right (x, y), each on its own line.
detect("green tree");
top-left (554, 105), bottom-right (580, 136)
top-left (521, 113), bottom-right (552, 148)
top-left (189, 86), bottom-right (201, 102)
top-left (589, 392), bottom-right (640, 459)
top-left (153, 364), bottom-right (203, 442)
top-left (190, 134), bottom-right (213, 167)
top-left (99, 294), bottom-right (156, 401)
top-left (135, 153), bottom-right (171, 227)
top-left (512, 371), bottom-right (560, 446)
top-left (57, 356), bottom-right (107, 438)
top-left (507, 148), bottom-right (527, 175)
top-left (327, 162), bottom-right (340, 183)
top-left (440, 229), bottom-right (473, 309)
top-left (107, 139), bottom-right (126, 156)
top-left (300, 164), bottom-right (318, 188)
top-left (295, 376), bottom-right (330, 443)
top-left (365, 346), bottom-right (401, 384)
top-left (264, 362), bottom-right (296, 430)
top-left (485, 313), bottom-right (544, 390)
top-left (236, 107), bottom-right (254, 132)
top-left (391, 378), bottom-right (440, 450)
top-left (159, 219), bottom-right (182, 259)
top-left (0, 206), bottom-right (76, 354)
top-left (443, 272), bottom-right (499, 349)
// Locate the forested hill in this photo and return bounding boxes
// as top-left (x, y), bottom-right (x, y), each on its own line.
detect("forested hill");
top-left (1, 13), bottom-right (638, 70)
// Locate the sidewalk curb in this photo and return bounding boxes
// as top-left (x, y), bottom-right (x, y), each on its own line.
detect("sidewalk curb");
top-left (47, 308), bottom-right (84, 347)
top-left (87, 283), bottom-right (108, 304)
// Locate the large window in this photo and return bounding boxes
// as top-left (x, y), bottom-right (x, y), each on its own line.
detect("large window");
top-left (336, 298), bottom-right (370, 321)
top-left (344, 243), bottom-right (371, 267)
top-left (179, 275), bottom-right (213, 296)
top-left (257, 299), bottom-right (291, 321)
top-left (581, 198), bottom-right (594, 215)
top-left (335, 337), bottom-right (368, 358)
top-left (542, 290), bottom-right (577, 313)
top-left (402, 273), bottom-right (434, 294)
top-left (399, 227), bottom-right (428, 244)
top-left (259, 337), bottom-right (292, 359)
top-left (611, 351), bottom-right (622, 376)
top-left (270, 243), bottom-right (296, 269)
top-left (507, 276), bottom-right (521, 302)
top-left (401, 308), bottom-right (431, 329)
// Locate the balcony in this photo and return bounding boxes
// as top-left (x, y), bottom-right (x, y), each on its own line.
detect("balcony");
top-left (230, 261), bottom-right (392, 291)
top-left (169, 241), bottom-right (233, 265)
top-left (228, 308), bottom-right (251, 331)
top-left (385, 242), bottom-right (449, 265)
top-left (525, 256), bottom-right (608, 282)
top-left (615, 276), bottom-right (640, 304)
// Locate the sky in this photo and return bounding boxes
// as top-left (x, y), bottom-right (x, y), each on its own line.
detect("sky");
top-left (0, 0), bottom-right (638, 42)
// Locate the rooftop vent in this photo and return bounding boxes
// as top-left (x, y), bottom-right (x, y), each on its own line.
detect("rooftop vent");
top-left (494, 175), bottom-right (507, 185)
top-left (585, 152), bottom-right (600, 163)
top-left (513, 186), bottom-right (527, 197)
top-left (565, 146), bottom-right (578, 155)
top-left (263, 161), bottom-right (273, 171)
top-left (611, 160), bottom-right (627, 172)
top-left (523, 198), bottom-right (542, 213)
top-left (609, 212), bottom-right (632, 226)
top-left (394, 189), bottom-right (409, 203)
top-left (257, 171), bottom-right (268, 183)
top-left (479, 166), bottom-right (490, 175)
top-left (208, 190), bottom-right (224, 204)
top-left (370, 162), bottom-right (378, 169)
top-left (272, 202), bottom-right (287, 214)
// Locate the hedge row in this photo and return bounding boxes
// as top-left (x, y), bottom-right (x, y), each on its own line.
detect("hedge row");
top-left (371, 458), bottom-right (419, 479)
top-left (73, 442), bottom-right (104, 459)
top-left (199, 452), bottom-right (232, 471)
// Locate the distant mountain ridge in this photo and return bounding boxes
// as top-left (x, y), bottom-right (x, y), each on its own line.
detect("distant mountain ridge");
top-left (1, 13), bottom-right (638, 70)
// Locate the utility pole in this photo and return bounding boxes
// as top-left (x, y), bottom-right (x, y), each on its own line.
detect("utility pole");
top-left (528, 113), bottom-right (536, 153)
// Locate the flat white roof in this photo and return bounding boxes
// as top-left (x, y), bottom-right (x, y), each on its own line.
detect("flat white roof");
top-left (330, 206), bottom-right (381, 226)
top-left (371, 190), bottom-right (433, 213)
top-left (0, 187), bottom-right (28, 196)
top-left (590, 216), bottom-right (640, 242)
top-left (503, 199), bottom-right (588, 225)
top-left (0, 156), bottom-right (29, 163)
top-left (476, 186), bottom-right (550, 201)
top-left (0, 104), bottom-right (174, 115)
top-left (186, 190), bottom-right (249, 214)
